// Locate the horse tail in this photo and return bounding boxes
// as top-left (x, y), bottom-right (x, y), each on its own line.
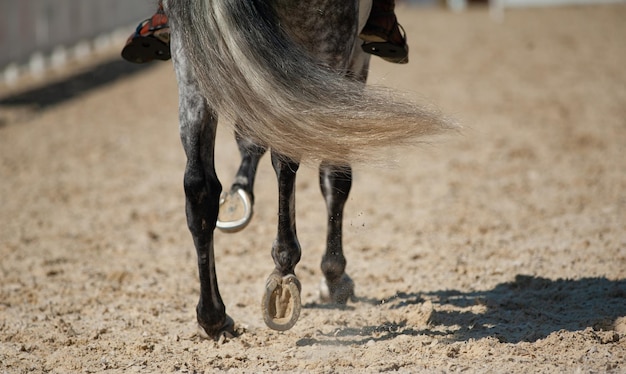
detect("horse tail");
top-left (167, 0), bottom-right (454, 164)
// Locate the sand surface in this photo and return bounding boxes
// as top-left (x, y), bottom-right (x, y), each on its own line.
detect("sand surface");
top-left (1, 4), bottom-right (625, 373)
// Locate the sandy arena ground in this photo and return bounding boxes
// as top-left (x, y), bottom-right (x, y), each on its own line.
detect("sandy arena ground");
top-left (1, 4), bottom-right (625, 373)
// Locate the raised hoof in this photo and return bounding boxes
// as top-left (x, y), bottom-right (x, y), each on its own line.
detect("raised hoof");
top-left (197, 315), bottom-right (237, 341)
top-left (262, 273), bottom-right (301, 331)
top-left (217, 188), bottom-right (253, 233)
top-left (319, 273), bottom-right (355, 304)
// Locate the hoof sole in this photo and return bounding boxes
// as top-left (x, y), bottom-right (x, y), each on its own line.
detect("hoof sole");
top-left (217, 188), bottom-right (253, 233)
top-left (262, 274), bottom-right (301, 331)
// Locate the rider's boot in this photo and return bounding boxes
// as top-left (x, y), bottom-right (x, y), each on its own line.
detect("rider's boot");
top-left (121, 2), bottom-right (171, 64)
top-left (360, 0), bottom-right (409, 64)
top-left (121, 1), bottom-right (408, 65)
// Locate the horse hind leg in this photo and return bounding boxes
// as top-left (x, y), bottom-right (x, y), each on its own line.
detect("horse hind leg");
top-left (179, 97), bottom-right (236, 339)
top-left (261, 152), bottom-right (303, 331)
top-left (172, 35), bottom-right (234, 339)
top-left (217, 130), bottom-right (267, 233)
top-left (319, 162), bottom-right (355, 304)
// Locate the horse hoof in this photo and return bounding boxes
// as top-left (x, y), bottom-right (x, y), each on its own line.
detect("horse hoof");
top-left (197, 315), bottom-right (237, 341)
top-left (319, 273), bottom-right (354, 304)
top-left (217, 188), bottom-right (253, 233)
top-left (262, 273), bottom-right (301, 331)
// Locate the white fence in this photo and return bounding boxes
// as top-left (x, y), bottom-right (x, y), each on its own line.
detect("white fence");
top-left (0, 0), bottom-right (154, 70)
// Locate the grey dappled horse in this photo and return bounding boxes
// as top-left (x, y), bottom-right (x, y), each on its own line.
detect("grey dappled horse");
top-left (164, 0), bottom-right (448, 339)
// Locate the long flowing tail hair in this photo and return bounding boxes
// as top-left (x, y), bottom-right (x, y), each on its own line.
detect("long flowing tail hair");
top-left (167, 0), bottom-right (454, 164)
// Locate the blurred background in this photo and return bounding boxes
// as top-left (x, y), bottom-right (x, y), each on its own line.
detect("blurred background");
top-left (1, 0), bottom-right (624, 83)
top-left (0, 0), bottom-right (154, 80)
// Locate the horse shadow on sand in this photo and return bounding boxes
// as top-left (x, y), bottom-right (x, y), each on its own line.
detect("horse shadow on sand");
top-left (297, 275), bottom-right (626, 346)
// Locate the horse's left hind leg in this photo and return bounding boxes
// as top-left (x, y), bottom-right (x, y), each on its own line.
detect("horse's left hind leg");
top-left (178, 91), bottom-right (235, 340)
top-left (319, 162), bottom-right (355, 304)
top-left (261, 152), bottom-right (302, 331)
top-left (170, 20), bottom-right (234, 339)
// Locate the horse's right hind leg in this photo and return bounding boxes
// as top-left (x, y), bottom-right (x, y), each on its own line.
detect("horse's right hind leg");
top-left (217, 131), bottom-right (267, 233)
top-left (262, 152), bottom-right (303, 331)
top-left (319, 162), bottom-right (355, 304)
